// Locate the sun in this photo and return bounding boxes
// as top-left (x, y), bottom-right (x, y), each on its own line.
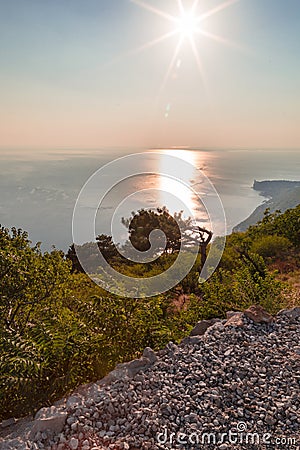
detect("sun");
top-left (130, 0), bottom-right (240, 87)
top-left (176, 11), bottom-right (199, 38)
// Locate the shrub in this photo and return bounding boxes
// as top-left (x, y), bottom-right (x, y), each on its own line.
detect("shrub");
top-left (251, 235), bottom-right (292, 258)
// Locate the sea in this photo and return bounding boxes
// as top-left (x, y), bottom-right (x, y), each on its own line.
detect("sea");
top-left (0, 148), bottom-right (300, 252)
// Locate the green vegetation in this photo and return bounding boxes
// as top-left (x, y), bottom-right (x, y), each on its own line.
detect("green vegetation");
top-left (0, 205), bottom-right (299, 420)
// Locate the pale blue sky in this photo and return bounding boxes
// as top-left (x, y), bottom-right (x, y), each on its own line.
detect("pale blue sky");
top-left (0, 0), bottom-right (300, 149)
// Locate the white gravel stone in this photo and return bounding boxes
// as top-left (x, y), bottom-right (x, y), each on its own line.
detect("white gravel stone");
top-left (69, 436), bottom-right (79, 449)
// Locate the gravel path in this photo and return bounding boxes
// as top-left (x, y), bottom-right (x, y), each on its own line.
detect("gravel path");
top-left (1, 307), bottom-right (299, 450)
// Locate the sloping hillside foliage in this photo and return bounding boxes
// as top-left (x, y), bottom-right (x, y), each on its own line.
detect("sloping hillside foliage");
top-left (0, 205), bottom-right (299, 419)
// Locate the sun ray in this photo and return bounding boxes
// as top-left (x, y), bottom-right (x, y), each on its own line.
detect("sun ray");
top-left (130, 0), bottom-right (177, 23)
top-left (188, 35), bottom-right (207, 88)
top-left (191, 0), bottom-right (201, 14)
top-left (129, 30), bottom-right (179, 55)
top-left (160, 36), bottom-right (184, 94)
top-left (102, 30), bottom-right (178, 69)
top-left (199, 29), bottom-right (245, 51)
top-left (177, 0), bottom-right (185, 15)
top-left (198, 0), bottom-right (239, 22)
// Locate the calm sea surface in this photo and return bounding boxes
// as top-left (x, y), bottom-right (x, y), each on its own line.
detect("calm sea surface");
top-left (0, 148), bottom-right (299, 251)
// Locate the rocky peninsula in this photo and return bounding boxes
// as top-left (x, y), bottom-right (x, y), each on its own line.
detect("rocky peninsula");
top-left (233, 180), bottom-right (300, 232)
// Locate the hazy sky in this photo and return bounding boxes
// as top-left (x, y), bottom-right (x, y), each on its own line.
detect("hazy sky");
top-left (0, 0), bottom-right (300, 150)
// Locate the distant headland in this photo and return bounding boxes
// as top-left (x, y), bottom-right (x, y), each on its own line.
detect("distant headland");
top-left (233, 179), bottom-right (300, 232)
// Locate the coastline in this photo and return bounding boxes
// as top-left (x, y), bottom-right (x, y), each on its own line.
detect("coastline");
top-left (233, 180), bottom-right (300, 232)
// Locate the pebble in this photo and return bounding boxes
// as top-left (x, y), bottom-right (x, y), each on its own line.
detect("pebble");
top-left (1, 307), bottom-right (300, 450)
top-left (69, 437), bottom-right (79, 449)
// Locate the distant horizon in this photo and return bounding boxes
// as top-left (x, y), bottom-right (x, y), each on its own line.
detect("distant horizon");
top-left (1, 145), bottom-right (300, 153)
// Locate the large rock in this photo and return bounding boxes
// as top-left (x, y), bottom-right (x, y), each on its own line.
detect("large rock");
top-left (31, 406), bottom-right (67, 437)
top-left (226, 310), bottom-right (242, 319)
top-left (277, 306), bottom-right (300, 321)
top-left (224, 312), bottom-right (245, 327)
top-left (66, 395), bottom-right (83, 410)
top-left (142, 347), bottom-right (158, 364)
top-left (103, 355), bottom-right (153, 384)
top-left (126, 357), bottom-right (152, 377)
top-left (180, 336), bottom-right (202, 346)
top-left (1, 417), bottom-right (16, 428)
top-left (190, 318), bottom-right (220, 336)
top-left (0, 438), bottom-right (30, 449)
top-left (101, 365), bottom-right (128, 384)
top-left (244, 305), bottom-right (273, 323)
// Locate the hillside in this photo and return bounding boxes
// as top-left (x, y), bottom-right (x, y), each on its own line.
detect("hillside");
top-left (233, 180), bottom-right (300, 232)
top-left (0, 204), bottom-right (299, 449)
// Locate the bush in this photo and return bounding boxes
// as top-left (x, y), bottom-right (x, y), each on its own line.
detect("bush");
top-left (199, 258), bottom-right (287, 318)
top-left (251, 235), bottom-right (292, 258)
top-left (248, 205), bottom-right (300, 247)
